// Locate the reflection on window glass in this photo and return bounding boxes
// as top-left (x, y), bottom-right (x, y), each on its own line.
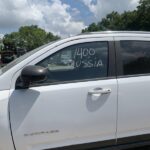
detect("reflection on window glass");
top-left (0, 42), bottom-right (56, 75)
top-left (37, 42), bottom-right (108, 84)
top-left (121, 41), bottom-right (150, 75)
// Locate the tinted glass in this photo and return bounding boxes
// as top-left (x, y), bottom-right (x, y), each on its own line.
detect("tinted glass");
top-left (121, 41), bottom-right (150, 75)
top-left (36, 42), bottom-right (108, 84)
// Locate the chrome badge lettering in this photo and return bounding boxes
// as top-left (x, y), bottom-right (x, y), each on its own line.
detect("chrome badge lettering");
top-left (24, 130), bottom-right (59, 137)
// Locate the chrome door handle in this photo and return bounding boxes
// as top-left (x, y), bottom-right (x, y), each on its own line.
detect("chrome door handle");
top-left (88, 88), bottom-right (111, 95)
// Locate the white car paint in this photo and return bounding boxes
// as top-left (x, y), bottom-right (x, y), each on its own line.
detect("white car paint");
top-left (0, 31), bottom-right (149, 150)
top-left (9, 80), bottom-right (117, 150)
top-left (9, 36), bottom-right (118, 150)
top-left (114, 36), bottom-right (150, 139)
top-left (0, 91), bottom-right (15, 150)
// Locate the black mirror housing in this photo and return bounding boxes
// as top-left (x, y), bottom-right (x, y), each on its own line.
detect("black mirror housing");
top-left (19, 65), bottom-right (48, 89)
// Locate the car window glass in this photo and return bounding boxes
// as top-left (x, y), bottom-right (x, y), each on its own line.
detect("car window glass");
top-left (120, 40), bottom-right (150, 75)
top-left (0, 41), bottom-right (57, 75)
top-left (36, 41), bottom-right (109, 84)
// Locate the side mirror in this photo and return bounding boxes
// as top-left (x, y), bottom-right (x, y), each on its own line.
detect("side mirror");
top-left (17, 65), bottom-right (48, 89)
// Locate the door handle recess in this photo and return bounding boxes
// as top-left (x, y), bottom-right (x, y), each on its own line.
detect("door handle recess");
top-left (88, 88), bottom-right (111, 95)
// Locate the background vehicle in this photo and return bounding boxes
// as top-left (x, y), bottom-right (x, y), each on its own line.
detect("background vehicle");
top-left (0, 51), bottom-right (15, 63)
top-left (0, 31), bottom-right (150, 150)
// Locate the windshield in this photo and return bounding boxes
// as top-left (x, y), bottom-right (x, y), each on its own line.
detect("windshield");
top-left (0, 42), bottom-right (56, 75)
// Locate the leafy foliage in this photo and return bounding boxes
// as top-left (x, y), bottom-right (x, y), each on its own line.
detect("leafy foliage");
top-left (3, 25), bottom-right (60, 53)
top-left (82, 0), bottom-right (150, 33)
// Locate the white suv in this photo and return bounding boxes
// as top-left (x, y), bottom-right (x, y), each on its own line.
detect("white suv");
top-left (0, 31), bottom-right (150, 150)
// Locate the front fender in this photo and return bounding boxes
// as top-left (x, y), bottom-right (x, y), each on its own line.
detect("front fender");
top-left (0, 90), bottom-right (15, 150)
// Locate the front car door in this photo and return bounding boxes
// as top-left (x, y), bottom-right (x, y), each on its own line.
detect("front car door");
top-left (115, 35), bottom-right (150, 145)
top-left (9, 37), bottom-right (118, 150)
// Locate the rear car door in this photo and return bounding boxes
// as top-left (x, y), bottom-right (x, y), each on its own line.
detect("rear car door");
top-left (9, 37), bottom-right (118, 150)
top-left (115, 36), bottom-right (150, 144)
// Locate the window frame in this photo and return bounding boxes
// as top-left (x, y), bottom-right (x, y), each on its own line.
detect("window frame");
top-left (15, 38), bottom-right (116, 89)
top-left (115, 38), bottom-right (150, 78)
top-left (31, 41), bottom-right (115, 87)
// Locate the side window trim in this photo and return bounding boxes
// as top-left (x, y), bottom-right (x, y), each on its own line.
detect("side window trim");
top-left (34, 41), bottom-right (115, 86)
top-left (37, 41), bottom-right (110, 84)
top-left (15, 40), bottom-right (116, 89)
top-left (115, 41), bottom-right (124, 77)
top-left (108, 41), bottom-right (116, 77)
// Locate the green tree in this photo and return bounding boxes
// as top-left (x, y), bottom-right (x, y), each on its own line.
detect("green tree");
top-left (136, 0), bottom-right (150, 31)
top-left (3, 25), bottom-right (60, 53)
top-left (82, 0), bottom-right (150, 33)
